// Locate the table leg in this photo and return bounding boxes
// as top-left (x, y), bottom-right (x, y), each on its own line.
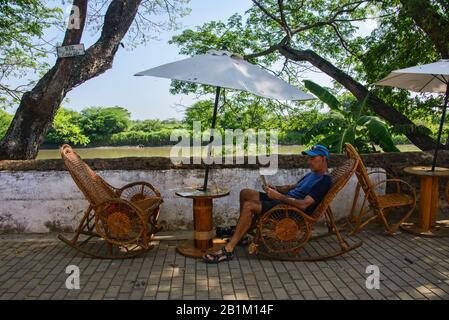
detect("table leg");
top-left (176, 197), bottom-right (226, 258)
top-left (419, 176), bottom-right (439, 231)
top-left (193, 198), bottom-right (213, 250)
top-left (430, 177), bottom-right (439, 227)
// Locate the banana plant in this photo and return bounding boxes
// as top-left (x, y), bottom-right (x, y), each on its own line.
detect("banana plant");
top-left (303, 80), bottom-right (399, 153)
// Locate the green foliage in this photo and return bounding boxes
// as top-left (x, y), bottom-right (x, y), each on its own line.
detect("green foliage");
top-left (184, 100), bottom-right (214, 129)
top-left (303, 80), bottom-right (399, 153)
top-left (184, 97), bottom-right (275, 131)
top-left (0, 0), bottom-right (62, 107)
top-left (79, 107), bottom-right (131, 141)
top-left (353, 0), bottom-right (443, 123)
top-left (131, 119), bottom-right (164, 132)
top-left (358, 1), bottom-right (440, 84)
top-left (0, 109), bottom-right (13, 138)
top-left (109, 129), bottom-right (182, 147)
top-left (278, 131), bottom-right (305, 145)
top-left (168, 0), bottom-right (449, 151)
top-left (45, 108), bottom-right (89, 146)
top-left (304, 80), bottom-right (342, 113)
top-left (41, 107), bottom-right (188, 147)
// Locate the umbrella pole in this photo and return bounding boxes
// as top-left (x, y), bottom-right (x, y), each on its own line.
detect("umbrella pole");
top-left (431, 84), bottom-right (449, 171)
top-left (202, 86), bottom-right (221, 191)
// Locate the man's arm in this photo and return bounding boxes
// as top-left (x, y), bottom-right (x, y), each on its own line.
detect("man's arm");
top-left (274, 184), bottom-right (297, 194)
top-left (262, 183), bottom-right (295, 194)
top-left (265, 187), bottom-right (315, 211)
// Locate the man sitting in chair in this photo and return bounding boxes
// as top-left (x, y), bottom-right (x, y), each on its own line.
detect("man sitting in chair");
top-left (203, 144), bottom-right (332, 263)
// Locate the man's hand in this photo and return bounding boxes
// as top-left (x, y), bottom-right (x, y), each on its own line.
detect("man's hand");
top-left (265, 186), bottom-right (283, 201)
top-left (266, 186), bottom-right (316, 211)
top-left (262, 184), bottom-right (276, 193)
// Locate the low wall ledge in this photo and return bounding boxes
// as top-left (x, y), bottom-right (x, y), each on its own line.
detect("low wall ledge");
top-left (0, 151), bottom-right (448, 173)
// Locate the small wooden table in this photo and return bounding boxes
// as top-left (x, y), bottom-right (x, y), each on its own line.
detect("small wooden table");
top-left (401, 166), bottom-right (449, 237)
top-left (175, 187), bottom-right (230, 257)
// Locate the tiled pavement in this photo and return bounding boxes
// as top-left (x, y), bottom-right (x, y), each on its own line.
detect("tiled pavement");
top-left (0, 227), bottom-right (448, 300)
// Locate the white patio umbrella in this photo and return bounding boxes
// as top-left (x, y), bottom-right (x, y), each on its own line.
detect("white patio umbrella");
top-left (135, 49), bottom-right (314, 190)
top-left (376, 59), bottom-right (449, 171)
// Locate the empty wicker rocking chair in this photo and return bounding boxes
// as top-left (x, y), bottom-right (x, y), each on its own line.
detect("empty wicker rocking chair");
top-left (59, 144), bottom-right (163, 259)
top-left (248, 153), bottom-right (362, 261)
top-left (344, 143), bottom-right (416, 235)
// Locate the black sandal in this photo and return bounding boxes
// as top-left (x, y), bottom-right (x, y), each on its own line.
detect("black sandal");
top-left (203, 247), bottom-right (235, 264)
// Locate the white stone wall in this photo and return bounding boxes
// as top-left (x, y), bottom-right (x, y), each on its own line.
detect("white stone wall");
top-left (0, 168), bottom-right (385, 233)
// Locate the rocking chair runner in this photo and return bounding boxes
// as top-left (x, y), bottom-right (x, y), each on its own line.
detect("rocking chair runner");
top-left (344, 143), bottom-right (416, 235)
top-left (59, 144), bottom-right (163, 259)
top-left (248, 150), bottom-right (362, 261)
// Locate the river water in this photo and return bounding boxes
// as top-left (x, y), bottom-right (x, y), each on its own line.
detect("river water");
top-left (36, 145), bottom-right (307, 160)
top-left (36, 144), bottom-right (419, 160)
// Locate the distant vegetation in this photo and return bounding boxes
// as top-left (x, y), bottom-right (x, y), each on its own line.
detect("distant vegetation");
top-left (0, 97), bottom-right (427, 151)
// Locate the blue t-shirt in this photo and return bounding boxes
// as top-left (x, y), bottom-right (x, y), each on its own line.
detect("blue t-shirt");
top-left (286, 172), bottom-right (332, 213)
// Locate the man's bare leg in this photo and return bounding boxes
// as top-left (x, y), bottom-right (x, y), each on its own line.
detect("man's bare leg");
top-left (203, 189), bottom-right (262, 262)
top-left (239, 188), bottom-right (260, 209)
top-left (225, 200), bottom-right (262, 252)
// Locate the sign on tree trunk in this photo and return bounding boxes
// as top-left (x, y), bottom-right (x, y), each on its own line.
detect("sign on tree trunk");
top-left (57, 44), bottom-right (85, 58)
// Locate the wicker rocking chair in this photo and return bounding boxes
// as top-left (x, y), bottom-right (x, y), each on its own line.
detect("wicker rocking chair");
top-left (248, 152), bottom-right (362, 261)
top-left (344, 143), bottom-right (416, 235)
top-left (444, 182), bottom-right (449, 203)
top-left (59, 144), bottom-right (163, 259)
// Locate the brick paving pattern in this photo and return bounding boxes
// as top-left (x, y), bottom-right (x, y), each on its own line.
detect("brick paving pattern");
top-left (1, 227), bottom-right (448, 300)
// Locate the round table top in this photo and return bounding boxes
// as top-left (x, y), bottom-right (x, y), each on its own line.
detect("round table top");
top-left (404, 166), bottom-right (449, 177)
top-left (175, 187), bottom-right (230, 199)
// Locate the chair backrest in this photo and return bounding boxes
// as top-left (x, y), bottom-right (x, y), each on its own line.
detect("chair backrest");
top-left (60, 144), bottom-right (116, 207)
top-left (344, 143), bottom-right (379, 207)
top-left (311, 156), bottom-right (358, 218)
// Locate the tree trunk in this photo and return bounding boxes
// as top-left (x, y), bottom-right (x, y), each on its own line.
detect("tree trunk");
top-left (0, 0), bottom-right (142, 160)
top-left (278, 45), bottom-right (438, 151)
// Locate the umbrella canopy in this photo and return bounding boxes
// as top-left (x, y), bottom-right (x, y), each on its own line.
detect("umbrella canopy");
top-left (135, 49), bottom-right (314, 190)
top-left (135, 49), bottom-right (314, 101)
top-left (376, 59), bottom-right (449, 171)
top-left (376, 59), bottom-right (449, 93)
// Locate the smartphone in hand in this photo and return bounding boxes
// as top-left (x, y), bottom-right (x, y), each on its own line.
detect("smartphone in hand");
top-left (260, 175), bottom-right (267, 188)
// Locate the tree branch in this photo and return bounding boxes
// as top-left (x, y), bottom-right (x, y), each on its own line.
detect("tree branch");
top-left (251, 0), bottom-right (290, 36)
top-left (62, 0), bottom-right (88, 46)
top-left (278, 45), bottom-right (438, 151)
top-left (244, 43), bottom-right (281, 60)
top-left (330, 23), bottom-right (358, 58)
top-left (277, 0), bottom-right (291, 37)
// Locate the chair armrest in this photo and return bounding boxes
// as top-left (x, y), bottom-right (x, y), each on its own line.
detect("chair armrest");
top-left (117, 181), bottom-right (162, 198)
top-left (371, 178), bottom-right (416, 199)
top-left (366, 169), bottom-right (399, 180)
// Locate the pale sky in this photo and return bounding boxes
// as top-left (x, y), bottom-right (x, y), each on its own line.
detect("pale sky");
top-left (4, 0), bottom-right (377, 120)
top-left (64, 0), bottom-right (255, 120)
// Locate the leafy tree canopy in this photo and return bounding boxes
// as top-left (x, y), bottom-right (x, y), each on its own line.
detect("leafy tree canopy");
top-left (0, 109), bottom-right (13, 138)
top-left (169, 0), bottom-right (448, 151)
top-left (0, 0), bottom-right (63, 107)
top-left (45, 107), bottom-right (89, 145)
top-left (79, 106), bottom-right (131, 141)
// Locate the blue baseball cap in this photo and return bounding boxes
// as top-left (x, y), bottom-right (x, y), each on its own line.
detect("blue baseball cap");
top-left (302, 144), bottom-right (330, 159)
